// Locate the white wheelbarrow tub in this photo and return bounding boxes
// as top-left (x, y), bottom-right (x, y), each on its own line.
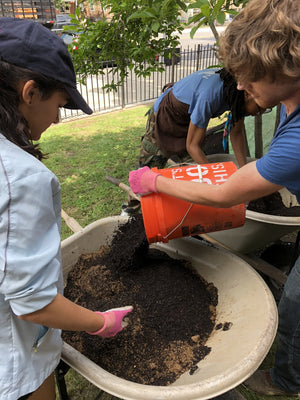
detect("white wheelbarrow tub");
top-left (61, 216), bottom-right (277, 400)
top-left (206, 154), bottom-right (300, 253)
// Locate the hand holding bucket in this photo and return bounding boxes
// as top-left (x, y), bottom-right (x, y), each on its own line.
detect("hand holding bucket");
top-left (129, 163), bottom-right (245, 244)
top-left (129, 166), bottom-right (161, 194)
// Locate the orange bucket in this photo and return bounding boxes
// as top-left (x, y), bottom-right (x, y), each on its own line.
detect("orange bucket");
top-left (140, 162), bottom-right (245, 244)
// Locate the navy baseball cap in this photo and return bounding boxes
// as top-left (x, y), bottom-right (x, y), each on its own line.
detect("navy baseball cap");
top-left (0, 17), bottom-right (93, 115)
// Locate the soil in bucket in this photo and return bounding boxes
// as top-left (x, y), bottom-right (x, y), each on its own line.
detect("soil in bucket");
top-left (62, 215), bottom-right (222, 386)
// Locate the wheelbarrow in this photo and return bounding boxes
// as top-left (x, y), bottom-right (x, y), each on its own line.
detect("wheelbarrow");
top-left (58, 214), bottom-right (277, 400)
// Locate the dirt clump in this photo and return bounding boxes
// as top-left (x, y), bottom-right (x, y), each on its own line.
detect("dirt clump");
top-left (62, 215), bottom-right (218, 386)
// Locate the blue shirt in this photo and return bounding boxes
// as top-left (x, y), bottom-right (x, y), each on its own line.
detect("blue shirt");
top-left (154, 68), bottom-right (230, 128)
top-left (0, 134), bottom-right (63, 399)
top-left (256, 104), bottom-right (300, 202)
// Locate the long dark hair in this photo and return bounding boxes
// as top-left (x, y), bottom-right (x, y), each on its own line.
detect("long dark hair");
top-left (216, 68), bottom-right (245, 124)
top-left (0, 60), bottom-right (65, 160)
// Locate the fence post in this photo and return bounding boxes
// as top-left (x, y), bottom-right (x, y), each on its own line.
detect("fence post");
top-left (254, 114), bottom-right (263, 158)
top-left (171, 49), bottom-right (176, 83)
top-left (121, 81), bottom-right (125, 109)
top-left (273, 104), bottom-right (281, 135)
top-left (196, 44), bottom-right (200, 71)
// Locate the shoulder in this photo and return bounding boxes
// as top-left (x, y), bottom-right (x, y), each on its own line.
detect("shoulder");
top-left (256, 113), bottom-right (300, 188)
top-left (0, 135), bottom-right (58, 191)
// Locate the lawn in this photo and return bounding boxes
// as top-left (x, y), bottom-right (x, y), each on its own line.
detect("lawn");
top-left (41, 104), bottom-right (226, 239)
top-left (40, 105), bottom-right (291, 400)
top-left (40, 106), bottom-right (149, 239)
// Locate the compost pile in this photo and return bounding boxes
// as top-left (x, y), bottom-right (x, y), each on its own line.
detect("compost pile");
top-left (248, 192), bottom-right (300, 216)
top-left (62, 215), bottom-right (218, 386)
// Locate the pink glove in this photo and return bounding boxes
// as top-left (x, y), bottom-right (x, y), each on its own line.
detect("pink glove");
top-left (86, 306), bottom-right (133, 338)
top-left (129, 166), bottom-right (161, 194)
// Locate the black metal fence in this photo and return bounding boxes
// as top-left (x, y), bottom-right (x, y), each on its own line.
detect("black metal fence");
top-left (0, 0), bottom-right (56, 23)
top-left (60, 44), bottom-right (219, 121)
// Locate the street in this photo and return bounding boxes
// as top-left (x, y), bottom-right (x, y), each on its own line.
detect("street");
top-left (179, 26), bottom-right (226, 48)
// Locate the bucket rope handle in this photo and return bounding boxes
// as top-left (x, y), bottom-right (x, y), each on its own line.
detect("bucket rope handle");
top-left (162, 164), bottom-right (202, 240)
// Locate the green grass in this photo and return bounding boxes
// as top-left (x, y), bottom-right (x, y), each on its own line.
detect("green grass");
top-left (41, 105), bottom-right (226, 239)
top-left (40, 106), bottom-right (148, 239)
top-left (40, 106), bottom-right (291, 400)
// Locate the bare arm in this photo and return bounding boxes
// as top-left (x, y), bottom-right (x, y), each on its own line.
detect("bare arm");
top-left (185, 122), bottom-right (208, 164)
top-left (155, 161), bottom-right (283, 207)
top-left (19, 293), bottom-right (105, 333)
top-left (229, 119), bottom-right (248, 168)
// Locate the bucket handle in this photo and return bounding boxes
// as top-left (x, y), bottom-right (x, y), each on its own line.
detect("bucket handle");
top-left (162, 164), bottom-right (202, 240)
top-left (162, 203), bottom-right (194, 240)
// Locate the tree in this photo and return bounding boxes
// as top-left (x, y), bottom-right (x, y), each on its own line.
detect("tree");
top-left (187, 0), bottom-right (249, 42)
top-left (68, 0), bottom-right (250, 90)
top-left (68, 0), bottom-right (187, 90)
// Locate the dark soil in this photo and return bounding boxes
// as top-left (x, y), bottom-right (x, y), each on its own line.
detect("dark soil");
top-left (248, 191), bottom-right (300, 216)
top-left (62, 215), bottom-right (218, 386)
top-left (62, 187), bottom-right (299, 385)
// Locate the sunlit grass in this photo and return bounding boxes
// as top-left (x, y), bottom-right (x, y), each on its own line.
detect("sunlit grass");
top-left (40, 106), bottom-right (148, 239)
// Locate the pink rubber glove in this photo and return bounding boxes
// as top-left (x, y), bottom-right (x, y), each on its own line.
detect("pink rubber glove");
top-left (86, 306), bottom-right (133, 338)
top-left (128, 166), bottom-right (161, 194)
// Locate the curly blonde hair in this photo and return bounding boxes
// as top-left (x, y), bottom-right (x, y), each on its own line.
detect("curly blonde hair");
top-left (219, 0), bottom-right (300, 84)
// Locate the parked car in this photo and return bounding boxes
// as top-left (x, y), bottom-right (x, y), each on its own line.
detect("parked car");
top-left (59, 31), bottom-right (78, 46)
top-left (51, 22), bottom-right (76, 36)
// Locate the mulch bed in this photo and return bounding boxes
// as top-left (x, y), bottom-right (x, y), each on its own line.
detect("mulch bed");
top-left (62, 215), bottom-right (218, 386)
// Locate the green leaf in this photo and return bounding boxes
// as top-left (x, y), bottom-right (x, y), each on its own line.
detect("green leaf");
top-left (213, 0), bottom-right (225, 14)
top-left (188, 0), bottom-right (208, 8)
top-left (188, 12), bottom-right (205, 24)
top-left (190, 23), bottom-right (202, 38)
top-left (226, 8), bottom-right (239, 15)
top-left (216, 10), bottom-right (225, 25)
top-left (152, 21), bottom-right (160, 32)
top-left (233, 0), bottom-right (248, 5)
top-left (201, 3), bottom-right (211, 18)
top-left (127, 10), bottom-right (156, 20)
top-left (176, 0), bottom-right (187, 11)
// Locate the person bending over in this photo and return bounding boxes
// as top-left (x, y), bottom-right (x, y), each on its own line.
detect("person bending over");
top-left (139, 67), bottom-right (266, 169)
